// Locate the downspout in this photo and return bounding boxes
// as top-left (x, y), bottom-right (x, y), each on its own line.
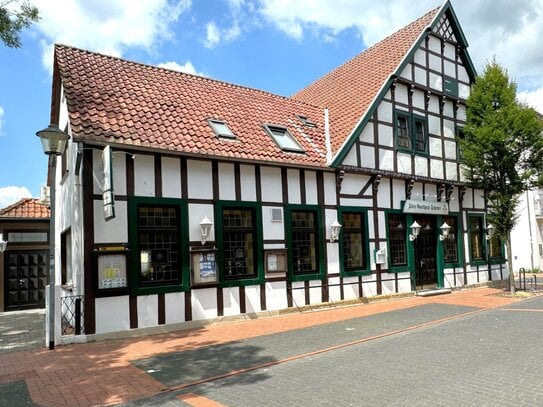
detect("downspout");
top-left (324, 108), bottom-right (332, 164)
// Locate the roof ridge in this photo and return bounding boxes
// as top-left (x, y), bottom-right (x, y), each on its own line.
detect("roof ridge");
top-left (0, 197), bottom-right (32, 215)
top-left (292, 5), bottom-right (440, 99)
top-left (54, 44), bottom-right (324, 111)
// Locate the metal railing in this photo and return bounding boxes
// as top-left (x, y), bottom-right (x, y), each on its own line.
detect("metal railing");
top-left (516, 268), bottom-right (541, 292)
top-left (61, 295), bottom-right (85, 335)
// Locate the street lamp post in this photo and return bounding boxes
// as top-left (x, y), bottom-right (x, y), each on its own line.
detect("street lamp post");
top-left (36, 124), bottom-right (69, 350)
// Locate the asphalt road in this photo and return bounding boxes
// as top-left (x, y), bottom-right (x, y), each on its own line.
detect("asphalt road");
top-left (120, 295), bottom-right (543, 407)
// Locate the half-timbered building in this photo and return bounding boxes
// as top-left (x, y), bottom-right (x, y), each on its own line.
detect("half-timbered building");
top-left (45, 1), bottom-right (506, 344)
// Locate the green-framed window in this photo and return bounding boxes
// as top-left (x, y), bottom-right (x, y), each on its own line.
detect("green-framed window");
top-left (128, 197), bottom-right (189, 295)
top-left (441, 214), bottom-right (463, 267)
top-left (339, 208), bottom-right (370, 276)
top-left (468, 214), bottom-right (486, 264)
top-left (285, 205), bottom-right (324, 282)
top-left (489, 233), bottom-right (505, 263)
top-left (215, 201), bottom-right (264, 287)
top-left (394, 111), bottom-right (428, 155)
top-left (386, 211), bottom-right (408, 272)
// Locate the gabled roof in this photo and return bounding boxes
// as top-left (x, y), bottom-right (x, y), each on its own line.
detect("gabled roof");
top-left (292, 6), bottom-right (441, 163)
top-left (54, 45), bottom-right (328, 168)
top-left (0, 198), bottom-right (50, 219)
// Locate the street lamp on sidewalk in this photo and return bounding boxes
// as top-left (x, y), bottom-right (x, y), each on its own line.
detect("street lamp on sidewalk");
top-left (36, 124), bottom-right (69, 350)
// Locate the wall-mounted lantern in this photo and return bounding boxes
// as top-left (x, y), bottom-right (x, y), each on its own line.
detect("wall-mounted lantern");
top-left (0, 234), bottom-right (7, 253)
top-left (409, 221), bottom-right (421, 241)
top-left (439, 221), bottom-right (451, 241)
top-left (199, 216), bottom-right (213, 245)
top-left (486, 223), bottom-right (496, 240)
top-left (330, 219), bottom-right (342, 242)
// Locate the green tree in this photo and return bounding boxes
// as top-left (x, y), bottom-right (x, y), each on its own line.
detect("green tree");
top-left (0, 0), bottom-right (39, 48)
top-left (460, 60), bottom-right (543, 294)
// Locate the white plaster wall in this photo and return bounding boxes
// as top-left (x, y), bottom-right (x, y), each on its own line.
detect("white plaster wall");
top-left (362, 280), bottom-right (378, 297)
top-left (360, 146), bottom-right (375, 168)
top-left (474, 191), bottom-right (485, 209)
top-left (459, 83), bottom-right (470, 100)
top-left (458, 65), bottom-right (469, 83)
top-left (309, 280), bottom-right (322, 304)
top-left (400, 64), bottom-right (412, 81)
top-left (412, 90), bottom-right (425, 111)
top-left (161, 157), bottom-right (182, 198)
top-left (396, 84), bottom-right (408, 105)
top-left (328, 277), bottom-right (341, 302)
top-left (414, 156), bottom-right (428, 178)
top-left (138, 295), bottom-right (158, 328)
top-left (392, 179), bottom-right (406, 210)
top-left (428, 96), bottom-right (440, 115)
top-left (429, 54), bottom-right (441, 72)
top-left (381, 277), bottom-right (395, 295)
top-left (165, 292), bottom-right (185, 324)
top-left (396, 153), bottom-right (411, 174)
top-left (265, 281), bottom-right (288, 311)
top-left (430, 159), bottom-right (444, 179)
top-left (245, 286), bottom-right (261, 314)
top-left (466, 270), bottom-right (479, 286)
top-left (134, 155), bottom-right (154, 197)
top-left (457, 105), bottom-right (466, 122)
top-left (443, 42), bottom-right (456, 60)
top-left (218, 162), bottom-right (236, 201)
top-left (378, 101), bottom-right (393, 123)
top-left (428, 35), bottom-right (440, 53)
top-left (429, 137), bottom-right (442, 157)
top-left (359, 124), bottom-right (374, 144)
top-left (343, 277), bottom-right (359, 300)
top-left (187, 160), bottom-right (213, 199)
top-left (377, 178), bottom-right (391, 209)
top-left (291, 281), bottom-right (306, 307)
top-left (305, 171), bottom-right (318, 205)
top-left (189, 203), bottom-right (215, 243)
top-left (324, 172), bottom-right (337, 206)
top-left (449, 188), bottom-right (460, 212)
top-left (343, 146), bottom-right (358, 166)
top-left (443, 119), bottom-right (455, 138)
top-left (446, 162), bottom-right (458, 181)
top-left (113, 153), bottom-right (128, 196)
top-left (222, 287), bottom-right (241, 317)
top-left (444, 140), bottom-right (456, 160)
top-left (414, 48), bottom-right (426, 66)
top-left (262, 206), bottom-right (284, 240)
top-left (191, 288), bottom-right (217, 320)
top-left (327, 242), bottom-right (340, 275)
top-left (444, 60), bottom-right (455, 78)
top-left (397, 275), bottom-right (411, 293)
top-left (287, 169), bottom-right (301, 204)
top-left (260, 166), bottom-right (282, 203)
top-left (95, 296), bottom-right (130, 334)
top-left (430, 72), bottom-right (442, 91)
top-left (240, 164), bottom-right (257, 202)
top-left (377, 124), bottom-right (393, 148)
top-left (428, 115), bottom-right (440, 136)
top-left (414, 66), bottom-right (426, 87)
top-left (93, 200), bottom-right (128, 243)
top-left (463, 188), bottom-right (474, 209)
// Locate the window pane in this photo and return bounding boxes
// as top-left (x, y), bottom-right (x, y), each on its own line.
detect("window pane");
top-left (490, 234), bottom-right (501, 258)
top-left (138, 205), bottom-right (180, 286)
top-left (397, 116), bottom-right (410, 149)
top-left (223, 208), bottom-right (256, 278)
top-left (268, 126), bottom-right (304, 152)
top-left (469, 217), bottom-right (483, 260)
top-left (292, 211), bottom-right (318, 274)
top-left (388, 214), bottom-right (407, 266)
top-left (342, 212), bottom-right (365, 270)
top-left (414, 120), bottom-right (426, 152)
top-left (442, 216), bottom-right (458, 263)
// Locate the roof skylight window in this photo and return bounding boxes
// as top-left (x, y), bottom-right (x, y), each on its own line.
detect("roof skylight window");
top-left (208, 119), bottom-right (236, 139)
top-left (265, 125), bottom-right (304, 153)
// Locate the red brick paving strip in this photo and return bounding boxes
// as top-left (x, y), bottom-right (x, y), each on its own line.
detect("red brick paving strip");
top-left (177, 392), bottom-right (227, 407)
top-left (0, 288), bottom-right (524, 406)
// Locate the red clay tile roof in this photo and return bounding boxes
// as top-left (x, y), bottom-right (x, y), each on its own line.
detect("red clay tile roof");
top-left (0, 198), bottom-right (50, 218)
top-left (292, 6), bottom-right (441, 160)
top-left (55, 45), bottom-right (328, 168)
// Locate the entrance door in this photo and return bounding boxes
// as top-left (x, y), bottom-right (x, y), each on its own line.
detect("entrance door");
top-left (413, 216), bottom-right (437, 289)
top-left (5, 251), bottom-right (48, 310)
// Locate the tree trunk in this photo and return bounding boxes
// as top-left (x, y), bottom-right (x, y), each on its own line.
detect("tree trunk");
top-left (507, 231), bottom-right (515, 295)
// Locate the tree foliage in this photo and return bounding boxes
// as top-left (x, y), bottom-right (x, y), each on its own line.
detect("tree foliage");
top-left (460, 60), bottom-right (543, 239)
top-left (0, 0), bottom-right (39, 48)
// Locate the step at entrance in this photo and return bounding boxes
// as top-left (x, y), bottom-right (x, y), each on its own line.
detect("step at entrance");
top-left (416, 288), bottom-right (452, 297)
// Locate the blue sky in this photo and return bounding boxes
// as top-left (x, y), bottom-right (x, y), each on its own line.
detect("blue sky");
top-left (1, 0), bottom-right (542, 208)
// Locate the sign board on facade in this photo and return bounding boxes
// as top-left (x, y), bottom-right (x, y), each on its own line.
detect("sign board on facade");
top-left (402, 199), bottom-right (449, 215)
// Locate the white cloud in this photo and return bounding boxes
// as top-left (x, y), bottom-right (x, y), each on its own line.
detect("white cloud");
top-left (204, 21), bottom-right (221, 48)
top-left (0, 186), bottom-right (32, 209)
top-left (518, 87), bottom-right (543, 114)
top-left (157, 60), bottom-right (206, 76)
top-left (32, 0), bottom-right (192, 70)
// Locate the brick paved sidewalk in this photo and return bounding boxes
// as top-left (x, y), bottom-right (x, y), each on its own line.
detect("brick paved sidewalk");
top-left (0, 287), bottom-right (529, 407)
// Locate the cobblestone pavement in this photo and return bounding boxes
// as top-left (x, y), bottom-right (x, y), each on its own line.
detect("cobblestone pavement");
top-left (0, 309), bottom-right (45, 355)
top-left (0, 288), bottom-right (539, 406)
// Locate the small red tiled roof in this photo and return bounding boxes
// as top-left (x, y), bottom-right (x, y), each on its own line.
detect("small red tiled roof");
top-left (0, 198), bottom-right (50, 218)
top-left (55, 45), bottom-right (328, 168)
top-left (293, 6), bottom-right (441, 159)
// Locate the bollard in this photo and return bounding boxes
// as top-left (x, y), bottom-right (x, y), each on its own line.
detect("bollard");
top-left (75, 298), bottom-right (81, 335)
